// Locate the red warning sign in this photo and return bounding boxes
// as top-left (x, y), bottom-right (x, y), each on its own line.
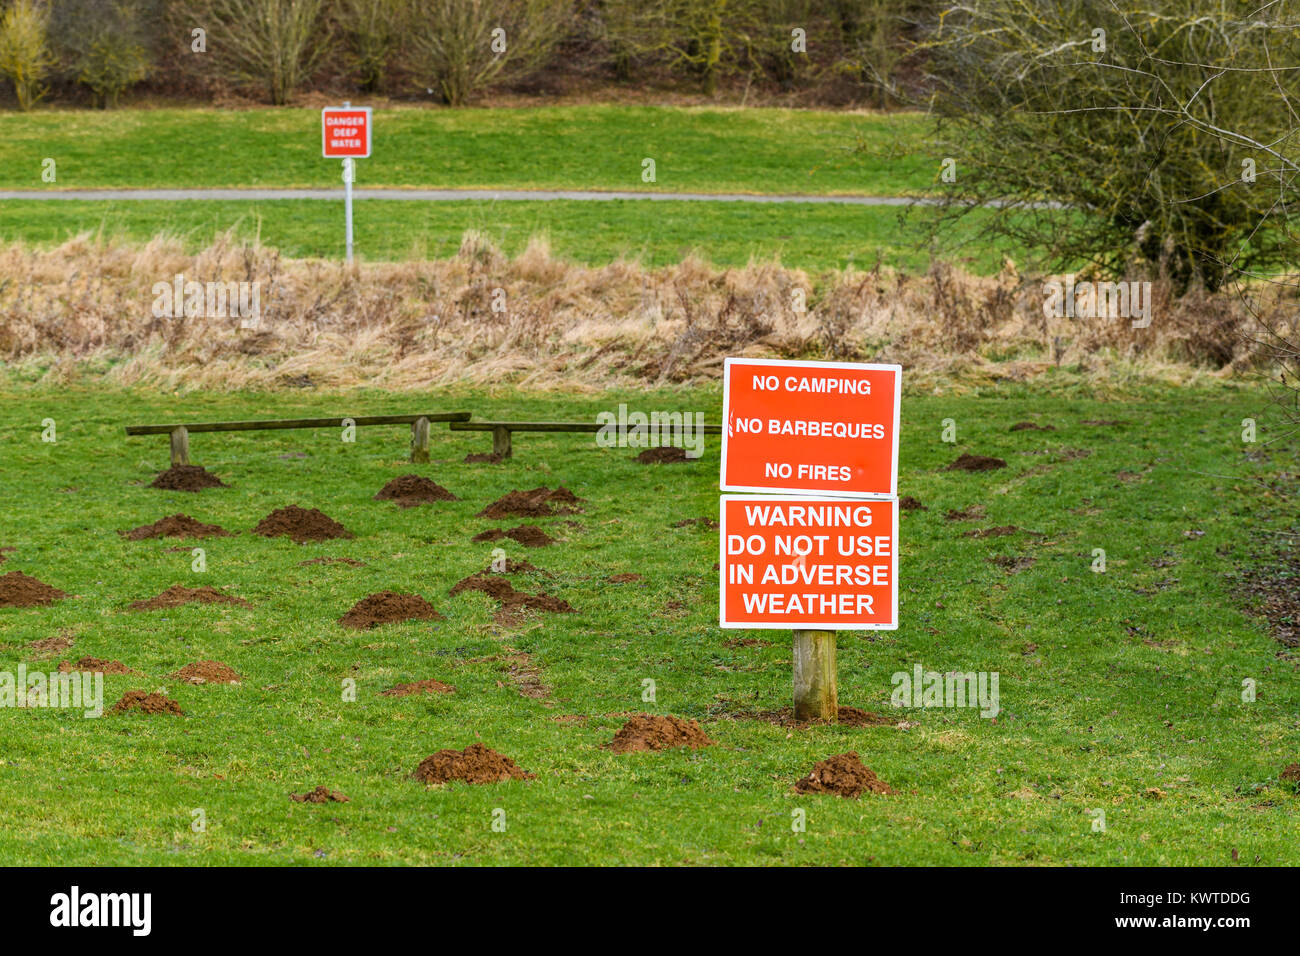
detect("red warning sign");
top-left (322, 106), bottom-right (372, 158)
top-left (721, 358), bottom-right (900, 498)
top-left (719, 495), bottom-right (897, 630)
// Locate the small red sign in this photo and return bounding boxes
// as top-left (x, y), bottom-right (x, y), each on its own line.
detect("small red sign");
top-left (721, 358), bottom-right (900, 498)
top-left (322, 107), bottom-right (372, 159)
top-left (719, 495), bottom-right (897, 630)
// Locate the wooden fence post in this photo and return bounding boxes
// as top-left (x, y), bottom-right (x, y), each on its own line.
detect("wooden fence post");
top-left (793, 629), bottom-right (837, 722)
top-left (169, 426), bottom-right (190, 467)
top-left (492, 426), bottom-right (512, 459)
top-left (410, 416), bottom-right (430, 463)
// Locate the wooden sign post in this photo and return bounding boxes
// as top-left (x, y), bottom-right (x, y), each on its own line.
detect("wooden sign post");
top-left (719, 358), bottom-right (901, 721)
top-left (793, 629), bottom-right (837, 721)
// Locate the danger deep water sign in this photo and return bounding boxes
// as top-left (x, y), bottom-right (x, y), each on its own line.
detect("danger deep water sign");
top-left (719, 495), bottom-right (897, 630)
top-left (721, 358), bottom-right (900, 498)
top-left (322, 106), bottom-right (372, 158)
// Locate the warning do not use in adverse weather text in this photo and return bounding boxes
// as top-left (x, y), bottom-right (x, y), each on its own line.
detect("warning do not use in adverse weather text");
top-left (719, 495), bottom-right (897, 630)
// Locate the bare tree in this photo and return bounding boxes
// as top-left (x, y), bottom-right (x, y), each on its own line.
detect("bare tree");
top-left (185, 0), bottom-right (329, 104)
top-left (0, 0), bottom-right (52, 110)
top-left (51, 0), bottom-right (154, 108)
top-left (883, 1), bottom-right (1300, 423)
top-left (406, 0), bottom-right (569, 106)
top-left (905, 0), bottom-right (1300, 293)
top-left (604, 0), bottom-right (765, 95)
top-left (336, 0), bottom-right (405, 92)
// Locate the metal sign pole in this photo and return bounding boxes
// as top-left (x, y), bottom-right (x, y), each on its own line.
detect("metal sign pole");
top-left (344, 159), bottom-right (353, 265)
top-left (342, 100), bottom-right (354, 265)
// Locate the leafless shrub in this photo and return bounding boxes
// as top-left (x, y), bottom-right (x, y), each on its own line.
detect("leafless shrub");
top-left (405, 0), bottom-right (569, 106)
top-left (182, 0), bottom-right (328, 104)
top-left (0, 0), bottom-right (52, 110)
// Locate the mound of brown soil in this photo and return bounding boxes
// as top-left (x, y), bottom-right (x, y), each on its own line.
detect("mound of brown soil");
top-left (477, 486), bottom-right (583, 519)
top-left (299, 557), bottom-right (366, 567)
top-left (450, 573), bottom-right (575, 621)
top-left (479, 558), bottom-right (543, 575)
top-left (1010, 422), bottom-right (1055, 431)
top-left (57, 657), bottom-right (135, 675)
top-left (1082, 419), bottom-right (1125, 426)
top-left (794, 752), bottom-right (894, 797)
top-left (946, 454), bottom-right (1007, 472)
top-left (990, 554), bottom-right (1036, 573)
top-left (338, 591), bottom-right (443, 629)
top-left (168, 660), bottom-right (243, 684)
top-left (150, 465), bottom-right (227, 491)
top-left (471, 525), bottom-right (555, 547)
top-left (945, 505), bottom-right (986, 521)
top-left (27, 632), bottom-right (74, 658)
top-left (1280, 763), bottom-right (1300, 783)
top-left (725, 705), bottom-right (894, 728)
top-left (121, 514), bottom-right (231, 540)
top-left (129, 585), bottom-right (250, 611)
top-left (635, 447), bottom-right (692, 464)
top-left (0, 546), bottom-right (14, 563)
top-left (411, 744), bottom-right (535, 785)
top-left (608, 573), bottom-right (643, 583)
top-left (464, 452), bottom-right (504, 464)
top-left (253, 505), bottom-right (355, 543)
top-left (374, 474), bottom-right (458, 507)
top-left (290, 786), bottom-right (349, 803)
top-left (898, 496), bottom-right (927, 512)
top-left (380, 679), bottom-right (455, 697)
top-left (963, 525), bottom-right (1022, 538)
top-left (724, 636), bottom-right (771, 648)
top-left (452, 574), bottom-right (522, 598)
top-left (111, 690), bottom-right (184, 716)
top-left (827, 706), bottom-right (891, 727)
top-left (672, 516), bottom-right (720, 530)
top-left (606, 714), bottom-right (715, 753)
top-left (0, 571), bottom-right (67, 607)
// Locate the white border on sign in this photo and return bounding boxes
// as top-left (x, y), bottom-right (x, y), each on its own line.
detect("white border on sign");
top-left (718, 494), bottom-right (899, 630)
top-left (719, 357), bottom-right (901, 499)
top-left (321, 106), bottom-right (373, 159)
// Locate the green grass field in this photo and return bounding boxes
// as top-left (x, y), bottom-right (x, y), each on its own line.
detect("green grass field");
top-left (0, 106), bottom-right (934, 194)
top-left (0, 105), bottom-right (1001, 271)
top-left (0, 198), bottom-right (1012, 272)
top-left (0, 382), bottom-right (1295, 866)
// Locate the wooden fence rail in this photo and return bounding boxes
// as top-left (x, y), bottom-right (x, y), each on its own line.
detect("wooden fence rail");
top-left (126, 414), bottom-right (721, 465)
top-left (125, 412), bottom-right (471, 465)
top-left (449, 420), bottom-right (722, 459)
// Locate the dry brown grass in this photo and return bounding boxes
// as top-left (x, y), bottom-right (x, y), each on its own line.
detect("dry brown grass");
top-left (0, 230), bottom-right (1286, 391)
